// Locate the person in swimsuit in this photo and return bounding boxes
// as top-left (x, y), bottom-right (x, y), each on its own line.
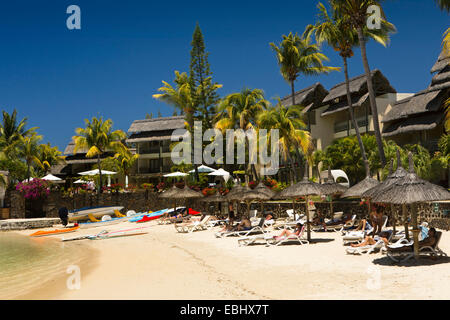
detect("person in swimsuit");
top-left (351, 230), bottom-right (393, 247)
top-left (370, 205), bottom-right (384, 235)
top-left (388, 228), bottom-right (438, 253)
top-left (275, 223), bottom-right (303, 240)
top-left (235, 216), bottom-right (252, 231)
top-left (354, 218), bottom-right (372, 232)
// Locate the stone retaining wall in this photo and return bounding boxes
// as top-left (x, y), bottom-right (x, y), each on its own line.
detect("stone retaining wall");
top-left (0, 218), bottom-right (61, 231)
top-left (5, 190), bottom-right (450, 230)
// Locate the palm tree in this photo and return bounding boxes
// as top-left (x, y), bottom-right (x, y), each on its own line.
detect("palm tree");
top-left (73, 117), bottom-right (127, 194)
top-left (331, 0), bottom-right (396, 167)
top-left (270, 32), bottom-right (339, 108)
top-left (153, 71), bottom-right (202, 180)
top-left (0, 109), bottom-right (37, 157)
top-left (215, 88), bottom-right (270, 179)
top-left (435, 0), bottom-right (450, 11)
top-left (304, 2), bottom-right (395, 167)
top-left (257, 100), bottom-right (312, 182)
top-left (18, 132), bottom-right (43, 181)
top-left (111, 149), bottom-right (139, 188)
top-left (36, 143), bottom-right (65, 175)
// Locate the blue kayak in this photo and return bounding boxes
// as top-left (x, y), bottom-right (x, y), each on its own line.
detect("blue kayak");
top-left (128, 209), bottom-right (169, 223)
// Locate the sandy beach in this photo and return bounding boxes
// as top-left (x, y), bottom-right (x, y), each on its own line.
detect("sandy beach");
top-left (9, 220), bottom-right (450, 300)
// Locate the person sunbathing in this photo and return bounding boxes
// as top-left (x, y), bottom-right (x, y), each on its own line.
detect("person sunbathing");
top-left (274, 223), bottom-right (303, 240)
top-left (312, 211), bottom-right (327, 230)
top-left (354, 219), bottom-right (372, 232)
top-left (218, 215), bottom-right (236, 233)
top-left (235, 216), bottom-right (252, 231)
top-left (350, 230), bottom-right (393, 248)
top-left (388, 228), bottom-right (437, 253)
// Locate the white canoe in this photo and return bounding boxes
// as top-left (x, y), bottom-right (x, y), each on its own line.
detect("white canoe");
top-left (78, 217), bottom-right (125, 229)
top-left (69, 206), bottom-right (124, 222)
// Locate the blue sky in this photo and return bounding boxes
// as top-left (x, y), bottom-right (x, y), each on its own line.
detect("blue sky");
top-left (0, 0), bottom-right (448, 151)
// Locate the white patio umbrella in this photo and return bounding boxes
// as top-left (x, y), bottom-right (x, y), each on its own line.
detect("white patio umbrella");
top-left (78, 169), bottom-right (117, 187)
top-left (208, 168), bottom-right (231, 183)
top-left (77, 169), bottom-right (117, 176)
top-left (74, 179), bottom-right (88, 184)
top-left (163, 171), bottom-right (188, 178)
top-left (188, 165), bottom-right (216, 173)
top-left (42, 174), bottom-right (62, 181)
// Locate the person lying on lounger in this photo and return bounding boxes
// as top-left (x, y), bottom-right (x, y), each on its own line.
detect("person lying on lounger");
top-left (354, 219), bottom-right (372, 232)
top-left (350, 230), bottom-right (393, 248)
top-left (388, 228), bottom-right (437, 253)
top-left (312, 211), bottom-right (327, 230)
top-left (274, 223), bottom-right (303, 240)
top-left (234, 216), bottom-right (252, 231)
top-left (218, 213), bottom-right (236, 232)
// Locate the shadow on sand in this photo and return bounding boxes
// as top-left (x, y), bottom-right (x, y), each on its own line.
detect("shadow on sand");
top-left (372, 255), bottom-right (450, 267)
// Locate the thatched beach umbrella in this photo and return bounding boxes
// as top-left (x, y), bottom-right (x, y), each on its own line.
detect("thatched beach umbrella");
top-left (159, 184), bottom-right (204, 216)
top-left (363, 150), bottom-right (408, 235)
top-left (321, 166), bottom-right (348, 218)
top-left (371, 153), bottom-right (450, 260)
top-left (226, 180), bottom-right (249, 216)
top-left (241, 182), bottom-right (275, 217)
top-left (201, 193), bottom-right (226, 216)
top-left (276, 162), bottom-right (323, 241)
top-left (342, 160), bottom-right (379, 218)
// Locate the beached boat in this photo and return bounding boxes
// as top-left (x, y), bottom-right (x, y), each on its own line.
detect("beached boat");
top-left (78, 217), bottom-right (126, 229)
top-left (29, 226), bottom-right (79, 237)
top-left (62, 226), bottom-right (149, 242)
top-left (128, 208), bottom-right (173, 222)
top-left (68, 206), bottom-right (124, 222)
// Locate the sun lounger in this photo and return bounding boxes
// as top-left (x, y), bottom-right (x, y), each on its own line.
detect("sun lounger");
top-left (237, 233), bottom-right (275, 247)
top-left (345, 231), bottom-right (394, 255)
top-left (345, 239), bottom-right (386, 255)
top-left (265, 226), bottom-right (309, 246)
top-left (215, 218), bottom-right (267, 238)
top-left (385, 231), bottom-right (447, 262)
top-left (175, 215), bottom-right (211, 233)
top-left (342, 228), bottom-right (373, 245)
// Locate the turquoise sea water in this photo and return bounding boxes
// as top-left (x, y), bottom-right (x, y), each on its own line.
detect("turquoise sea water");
top-left (0, 232), bottom-right (90, 299)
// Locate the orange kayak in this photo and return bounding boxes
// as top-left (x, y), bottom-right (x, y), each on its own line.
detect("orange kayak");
top-left (30, 226), bottom-right (80, 237)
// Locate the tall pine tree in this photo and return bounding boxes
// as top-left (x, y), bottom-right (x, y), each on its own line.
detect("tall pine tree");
top-left (189, 23), bottom-right (222, 130)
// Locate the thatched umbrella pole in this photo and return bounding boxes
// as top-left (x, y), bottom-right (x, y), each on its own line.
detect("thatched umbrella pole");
top-left (305, 195), bottom-right (311, 241)
top-left (402, 203), bottom-right (409, 241)
top-left (391, 204), bottom-right (396, 234)
top-left (411, 203), bottom-right (420, 259)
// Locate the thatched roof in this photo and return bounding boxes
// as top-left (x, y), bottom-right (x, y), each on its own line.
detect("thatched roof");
top-left (241, 182), bottom-right (275, 201)
top-left (280, 83), bottom-right (329, 110)
top-left (321, 167), bottom-right (348, 196)
top-left (226, 184), bottom-right (248, 201)
top-left (276, 163), bottom-right (324, 199)
top-left (341, 161), bottom-right (379, 198)
top-left (382, 86), bottom-right (448, 123)
top-left (341, 176), bottom-right (379, 198)
top-left (64, 140), bottom-right (87, 155)
top-left (430, 51), bottom-right (450, 74)
top-left (362, 150), bottom-right (407, 199)
top-left (382, 112), bottom-right (444, 137)
top-left (201, 193), bottom-right (227, 202)
top-left (371, 154), bottom-right (450, 204)
top-left (159, 185), bottom-right (203, 199)
top-left (128, 116), bottom-right (185, 134)
top-left (321, 93), bottom-right (369, 117)
top-left (126, 129), bottom-right (188, 144)
top-left (158, 185), bottom-right (180, 199)
top-left (431, 66), bottom-right (450, 86)
top-left (322, 69), bottom-right (396, 104)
